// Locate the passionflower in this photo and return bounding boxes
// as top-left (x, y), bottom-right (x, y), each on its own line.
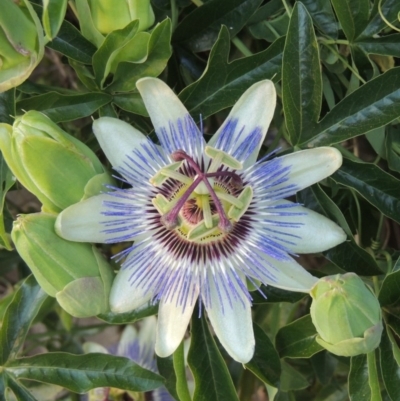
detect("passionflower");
top-left (56, 78), bottom-right (346, 363)
top-left (83, 317), bottom-right (175, 401)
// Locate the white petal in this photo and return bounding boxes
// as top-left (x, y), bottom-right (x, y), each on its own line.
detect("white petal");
top-left (155, 285), bottom-right (199, 358)
top-left (93, 117), bottom-right (148, 169)
top-left (117, 325), bottom-right (138, 356)
top-left (208, 80), bottom-right (276, 168)
top-left (262, 200), bottom-right (347, 253)
top-left (273, 147), bottom-right (342, 193)
top-left (55, 194), bottom-right (143, 243)
top-left (136, 77), bottom-right (205, 156)
top-left (56, 194), bottom-right (118, 243)
top-left (253, 251), bottom-right (318, 292)
top-left (206, 272), bottom-right (254, 363)
top-left (109, 265), bottom-right (154, 313)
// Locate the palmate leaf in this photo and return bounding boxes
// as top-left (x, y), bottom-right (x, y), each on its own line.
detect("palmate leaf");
top-left (275, 315), bottom-right (323, 359)
top-left (179, 27), bottom-right (284, 119)
top-left (300, 0), bottom-right (338, 38)
top-left (303, 68), bottom-right (400, 147)
top-left (348, 352), bottom-right (382, 401)
top-left (173, 0), bottom-right (263, 52)
top-left (297, 185), bottom-right (382, 276)
top-left (246, 323), bottom-right (281, 386)
top-left (282, 2), bottom-right (322, 146)
top-left (330, 0), bottom-right (369, 42)
top-left (378, 257), bottom-right (400, 307)
top-left (188, 312), bottom-right (239, 401)
top-left (16, 92), bottom-right (112, 122)
top-left (380, 326), bottom-right (400, 400)
top-left (332, 159), bottom-right (400, 225)
top-left (5, 353), bottom-right (164, 394)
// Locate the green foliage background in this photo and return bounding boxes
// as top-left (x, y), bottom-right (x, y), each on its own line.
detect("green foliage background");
top-left (1, 0), bottom-right (400, 400)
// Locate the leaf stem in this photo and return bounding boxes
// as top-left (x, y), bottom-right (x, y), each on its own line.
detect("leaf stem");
top-left (281, 0), bottom-right (292, 17)
top-left (378, 0), bottom-right (400, 32)
top-left (171, 0), bottom-right (178, 31)
top-left (351, 189), bottom-right (362, 245)
top-left (320, 42), bottom-right (366, 84)
top-left (231, 37), bottom-right (253, 57)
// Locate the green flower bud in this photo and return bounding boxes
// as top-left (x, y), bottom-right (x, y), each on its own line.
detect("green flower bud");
top-left (0, 111), bottom-right (112, 213)
top-left (74, 0), bottom-right (155, 47)
top-left (12, 213), bottom-right (114, 318)
top-left (0, 0), bottom-right (44, 92)
top-left (310, 273), bottom-right (383, 357)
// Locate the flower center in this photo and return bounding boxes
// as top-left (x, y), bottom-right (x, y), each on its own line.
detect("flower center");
top-left (150, 146), bottom-right (253, 243)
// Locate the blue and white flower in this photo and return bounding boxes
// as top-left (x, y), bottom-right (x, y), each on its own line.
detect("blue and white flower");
top-left (56, 78), bottom-right (346, 363)
top-left (84, 317), bottom-right (175, 401)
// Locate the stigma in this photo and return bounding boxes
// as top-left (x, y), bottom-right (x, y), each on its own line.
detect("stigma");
top-left (150, 147), bottom-right (253, 243)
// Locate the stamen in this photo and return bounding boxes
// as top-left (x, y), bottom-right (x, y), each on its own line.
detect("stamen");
top-left (170, 149), bottom-right (233, 233)
top-left (161, 176), bottom-right (202, 229)
top-left (201, 195), bottom-right (213, 228)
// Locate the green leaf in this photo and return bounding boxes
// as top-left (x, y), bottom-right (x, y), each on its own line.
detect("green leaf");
top-left (5, 353), bottom-right (164, 393)
top-left (378, 258), bottom-right (400, 307)
top-left (113, 93), bottom-right (149, 116)
top-left (0, 89), bottom-right (16, 125)
top-left (275, 315), bottom-right (323, 359)
top-left (356, 34), bottom-right (400, 58)
top-left (324, 242), bottom-right (382, 276)
top-left (0, 276), bottom-right (47, 365)
top-left (301, 0), bottom-right (338, 38)
top-left (280, 361), bottom-right (309, 391)
top-left (179, 28), bottom-right (284, 119)
top-left (16, 92), bottom-right (112, 122)
top-left (311, 351), bottom-right (338, 385)
top-left (386, 126), bottom-right (400, 173)
top-left (331, 158), bottom-right (400, 224)
top-left (248, 12), bottom-right (289, 42)
top-left (46, 20), bottom-right (96, 64)
top-left (5, 376), bottom-right (37, 401)
top-left (188, 313), bottom-right (239, 401)
top-left (98, 302), bottom-right (158, 324)
top-left (331, 0), bottom-right (369, 41)
top-left (282, 2), bottom-right (322, 145)
top-left (173, 0), bottom-right (263, 52)
top-left (42, 0), bottom-right (67, 40)
top-left (107, 19), bottom-right (172, 93)
top-left (157, 355), bottom-right (179, 401)
top-left (297, 185), bottom-right (382, 276)
top-left (380, 326), bottom-right (400, 400)
top-left (359, 0), bottom-right (400, 38)
top-left (304, 68), bottom-right (400, 147)
top-left (0, 153), bottom-right (15, 250)
top-left (245, 323), bottom-right (281, 386)
top-left (173, 341), bottom-right (191, 401)
top-left (348, 354), bottom-right (371, 401)
top-left (92, 20), bottom-right (140, 89)
top-left (252, 285), bottom-right (306, 304)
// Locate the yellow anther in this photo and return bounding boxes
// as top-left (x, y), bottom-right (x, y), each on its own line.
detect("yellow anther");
top-left (205, 146), bottom-right (243, 172)
top-left (187, 215), bottom-right (220, 241)
top-left (150, 161), bottom-right (189, 186)
top-left (216, 191), bottom-right (244, 208)
top-left (152, 194), bottom-right (176, 215)
top-left (228, 186), bottom-right (253, 222)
